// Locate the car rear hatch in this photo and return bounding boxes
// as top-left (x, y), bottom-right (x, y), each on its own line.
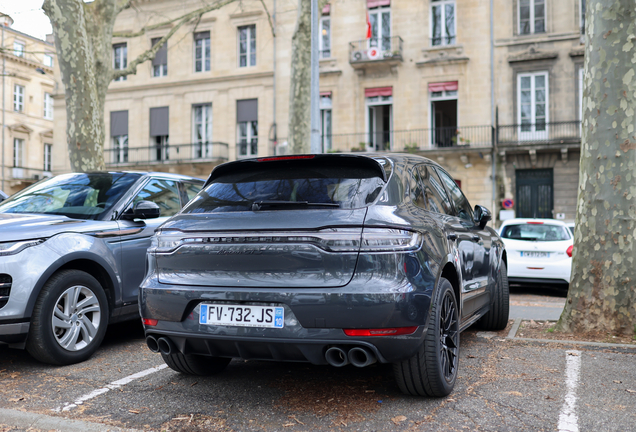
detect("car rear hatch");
top-left (501, 221), bottom-right (573, 263)
top-left (153, 155), bottom-right (392, 288)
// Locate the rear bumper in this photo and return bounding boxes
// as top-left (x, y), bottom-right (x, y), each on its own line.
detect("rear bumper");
top-left (507, 257), bottom-right (571, 283)
top-left (139, 267), bottom-right (435, 364)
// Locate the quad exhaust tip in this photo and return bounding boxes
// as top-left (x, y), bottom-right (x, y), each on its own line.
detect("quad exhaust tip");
top-left (146, 335), bottom-right (159, 353)
top-left (325, 347), bottom-right (349, 367)
top-left (157, 337), bottom-right (175, 355)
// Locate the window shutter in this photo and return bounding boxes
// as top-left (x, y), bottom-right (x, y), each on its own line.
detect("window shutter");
top-left (151, 38), bottom-right (167, 66)
top-left (237, 99), bottom-right (258, 122)
top-left (110, 110), bottom-right (129, 136)
top-left (150, 107), bottom-right (169, 136)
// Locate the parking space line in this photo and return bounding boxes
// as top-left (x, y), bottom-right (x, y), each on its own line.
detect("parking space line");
top-left (54, 364), bottom-right (168, 412)
top-left (558, 350), bottom-right (581, 432)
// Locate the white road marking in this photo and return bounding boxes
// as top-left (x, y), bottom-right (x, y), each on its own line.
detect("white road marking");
top-left (558, 350), bottom-right (581, 432)
top-left (54, 364), bottom-right (168, 412)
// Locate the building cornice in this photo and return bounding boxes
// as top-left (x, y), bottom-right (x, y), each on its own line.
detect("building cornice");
top-left (495, 32), bottom-right (580, 48)
top-left (1, 52), bottom-right (55, 75)
top-left (508, 47), bottom-right (558, 63)
top-left (106, 71), bottom-right (275, 94)
top-left (229, 10), bottom-right (262, 19)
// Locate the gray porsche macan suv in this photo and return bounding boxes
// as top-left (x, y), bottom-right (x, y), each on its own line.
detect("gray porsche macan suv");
top-left (0, 172), bottom-right (204, 365)
top-left (140, 154), bottom-right (509, 397)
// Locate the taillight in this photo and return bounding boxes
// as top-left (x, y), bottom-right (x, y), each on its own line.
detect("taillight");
top-left (566, 245), bottom-right (573, 258)
top-left (527, 221), bottom-right (544, 225)
top-left (257, 155), bottom-right (315, 162)
top-left (142, 318), bottom-right (158, 326)
top-left (344, 326), bottom-right (418, 336)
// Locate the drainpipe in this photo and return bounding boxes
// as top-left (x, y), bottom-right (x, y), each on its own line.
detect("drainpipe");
top-left (490, 0), bottom-right (496, 220)
top-left (272, 0), bottom-right (277, 154)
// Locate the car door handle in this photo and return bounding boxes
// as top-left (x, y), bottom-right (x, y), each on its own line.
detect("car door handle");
top-left (471, 235), bottom-right (481, 242)
top-left (447, 234), bottom-right (458, 241)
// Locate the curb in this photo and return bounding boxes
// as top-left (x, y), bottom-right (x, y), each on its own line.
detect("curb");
top-left (0, 408), bottom-right (140, 432)
top-left (506, 317), bottom-right (636, 350)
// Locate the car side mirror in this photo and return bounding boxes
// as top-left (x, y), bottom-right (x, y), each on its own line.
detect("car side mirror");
top-left (473, 205), bottom-right (491, 229)
top-left (122, 200), bottom-right (161, 220)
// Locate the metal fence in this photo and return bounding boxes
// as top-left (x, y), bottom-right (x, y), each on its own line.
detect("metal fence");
top-left (326, 125), bottom-right (494, 153)
top-left (104, 142), bottom-right (228, 166)
top-left (498, 121), bottom-right (581, 145)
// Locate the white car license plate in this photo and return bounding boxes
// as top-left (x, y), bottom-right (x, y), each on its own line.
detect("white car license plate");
top-left (199, 304), bottom-right (284, 328)
top-left (520, 251), bottom-right (549, 258)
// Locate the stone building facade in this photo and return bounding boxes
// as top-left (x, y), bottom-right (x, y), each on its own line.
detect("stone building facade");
top-left (0, 14), bottom-right (56, 196)
top-left (51, 0), bottom-right (587, 224)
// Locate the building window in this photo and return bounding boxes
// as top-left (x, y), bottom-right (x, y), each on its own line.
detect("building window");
top-left (13, 85), bottom-right (24, 112)
top-left (519, 0), bottom-right (545, 35)
top-left (44, 93), bottom-right (53, 119)
top-left (431, 0), bottom-right (456, 46)
top-left (429, 82), bottom-right (458, 147)
top-left (43, 53), bottom-right (54, 67)
top-left (320, 93), bottom-right (332, 152)
top-left (193, 104), bottom-right (213, 158)
top-left (237, 99), bottom-right (258, 157)
top-left (150, 107), bottom-right (169, 161)
top-left (320, 17), bottom-right (331, 58)
top-left (44, 144), bottom-right (52, 172)
top-left (238, 25), bottom-right (256, 67)
top-left (194, 31), bottom-right (211, 72)
top-left (518, 71), bottom-right (549, 138)
top-left (13, 41), bottom-right (25, 57)
top-left (113, 43), bottom-right (127, 81)
top-left (580, 0), bottom-right (586, 35)
top-left (151, 38), bottom-right (168, 77)
top-left (368, 6), bottom-right (391, 52)
top-left (13, 138), bottom-right (24, 167)
top-left (110, 110), bottom-right (129, 163)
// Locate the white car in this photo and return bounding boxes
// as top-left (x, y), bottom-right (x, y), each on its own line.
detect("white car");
top-left (499, 218), bottom-right (573, 288)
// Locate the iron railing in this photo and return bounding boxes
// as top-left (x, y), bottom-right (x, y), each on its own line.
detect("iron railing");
top-left (326, 125), bottom-right (494, 153)
top-left (104, 142), bottom-right (228, 166)
top-left (349, 36), bottom-right (403, 63)
top-left (497, 121), bottom-right (581, 145)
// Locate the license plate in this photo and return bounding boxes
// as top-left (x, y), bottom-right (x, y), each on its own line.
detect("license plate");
top-left (199, 304), bottom-right (284, 328)
top-left (520, 251), bottom-right (549, 258)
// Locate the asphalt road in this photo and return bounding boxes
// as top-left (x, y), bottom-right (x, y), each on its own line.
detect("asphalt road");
top-left (0, 287), bottom-right (634, 432)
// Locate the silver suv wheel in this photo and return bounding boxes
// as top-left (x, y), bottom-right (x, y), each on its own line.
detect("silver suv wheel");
top-left (52, 285), bottom-right (102, 351)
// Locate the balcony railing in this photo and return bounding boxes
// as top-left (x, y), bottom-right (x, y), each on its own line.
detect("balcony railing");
top-left (104, 142), bottom-right (229, 167)
top-left (497, 121), bottom-right (581, 146)
top-left (349, 36), bottom-right (403, 64)
top-left (326, 125), bottom-right (494, 153)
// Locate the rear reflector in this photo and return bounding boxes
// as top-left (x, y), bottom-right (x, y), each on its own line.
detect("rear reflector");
top-left (527, 267), bottom-right (544, 270)
top-left (566, 245), bottom-right (573, 257)
top-left (142, 318), bottom-right (158, 326)
top-left (527, 221), bottom-right (544, 225)
top-left (257, 155), bottom-right (315, 162)
top-left (344, 327), bottom-right (418, 337)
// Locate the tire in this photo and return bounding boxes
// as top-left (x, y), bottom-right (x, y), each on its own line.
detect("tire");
top-left (393, 277), bottom-right (459, 397)
top-left (478, 261), bottom-right (510, 331)
top-left (26, 270), bottom-right (109, 365)
top-left (162, 352), bottom-right (231, 376)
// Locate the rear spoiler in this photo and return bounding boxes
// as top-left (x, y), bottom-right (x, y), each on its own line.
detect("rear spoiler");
top-left (205, 154), bottom-right (388, 186)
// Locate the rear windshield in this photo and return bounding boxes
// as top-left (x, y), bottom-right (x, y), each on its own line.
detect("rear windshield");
top-left (501, 223), bottom-right (571, 242)
top-left (182, 161), bottom-right (386, 213)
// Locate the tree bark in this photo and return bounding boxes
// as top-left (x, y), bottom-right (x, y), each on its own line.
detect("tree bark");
top-left (556, 0), bottom-right (636, 335)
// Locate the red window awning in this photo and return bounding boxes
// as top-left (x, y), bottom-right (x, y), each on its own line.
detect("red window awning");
top-left (320, 91), bottom-right (332, 97)
top-left (428, 81), bottom-right (458, 92)
top-left (323, 3), bottom-right (330, 14)
top-left (367, 0), bottom-right (390, 8)
top-left (365, 86), bottom-right (392, 98)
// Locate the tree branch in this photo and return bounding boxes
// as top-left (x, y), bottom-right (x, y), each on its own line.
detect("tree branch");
top-left (258, 0), bottom-right (275, 37)
top-left (112, 0), bottom-right (237, 80)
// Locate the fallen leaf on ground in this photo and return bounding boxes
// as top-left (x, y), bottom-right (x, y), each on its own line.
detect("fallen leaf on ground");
top-left (505, 391), bottom-right (523, 397)
top-left (614, 381), bottom-right (622, 384)
top-left (8, 398), bottom-right (25, 402)
top-left (282, 423), bottom-right (295, 427)
top-left (172, 417), bottom-right (189, 421)
top-left (129, 410), bottom-right (139, 414)
top-left (391, 415), bottom-right (407, 425)
top-left (627, 389), bottom-right (636, 394)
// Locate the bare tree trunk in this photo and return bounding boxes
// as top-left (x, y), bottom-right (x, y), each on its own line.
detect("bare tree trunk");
top-left (288, 0), bottom-right (312, 154)
top-left (43, 0), bottom-right (120, 171)
top-left (556, 0), bottom-right (636, 335)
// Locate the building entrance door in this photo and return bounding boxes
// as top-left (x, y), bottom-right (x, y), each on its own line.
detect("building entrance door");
top-left (516, 168), bottom-right (553, 218)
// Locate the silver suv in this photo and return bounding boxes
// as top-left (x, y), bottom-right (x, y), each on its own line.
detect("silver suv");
top-left (0, 172), bottom-right (203, 365)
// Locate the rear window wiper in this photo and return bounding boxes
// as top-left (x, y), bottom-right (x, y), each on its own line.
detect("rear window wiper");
top-left (251, 200), bottom-right (340, 211)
